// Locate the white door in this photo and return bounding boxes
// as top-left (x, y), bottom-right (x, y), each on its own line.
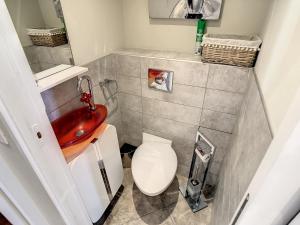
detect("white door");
top-left (0, 1), bottom-right (91, 224)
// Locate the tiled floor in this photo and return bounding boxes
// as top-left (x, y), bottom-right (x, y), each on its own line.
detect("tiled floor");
top-left (105, 169), bottom-right (211, 225)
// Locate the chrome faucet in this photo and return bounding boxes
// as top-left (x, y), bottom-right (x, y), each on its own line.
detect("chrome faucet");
top-left (77, 75), bottom-right (96, 111)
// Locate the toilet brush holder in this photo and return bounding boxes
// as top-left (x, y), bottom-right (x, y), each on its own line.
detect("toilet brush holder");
top-left (179, 131), bottom-right (215, 213)
top-left (187, 178), bottom-right (201, 201)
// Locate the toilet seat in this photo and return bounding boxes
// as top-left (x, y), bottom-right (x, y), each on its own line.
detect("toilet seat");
top-left (132, 142), bottom-right (177, 196)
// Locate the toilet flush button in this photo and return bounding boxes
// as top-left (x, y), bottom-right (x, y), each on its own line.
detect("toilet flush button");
top-left (0, 128), bottom-right (8, 145)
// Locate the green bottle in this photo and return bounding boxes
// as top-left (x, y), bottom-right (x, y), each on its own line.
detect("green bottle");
top-left (195, 19), bottom-right (206, 55)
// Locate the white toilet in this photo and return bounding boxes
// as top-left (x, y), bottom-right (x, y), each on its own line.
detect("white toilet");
top-left (132, 133), bottom-right (178, 196)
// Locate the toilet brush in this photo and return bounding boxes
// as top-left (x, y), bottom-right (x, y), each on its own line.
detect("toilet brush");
top-left (191, 165), bottom-right (200, 186)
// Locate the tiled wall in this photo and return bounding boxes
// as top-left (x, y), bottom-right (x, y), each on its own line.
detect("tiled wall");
top-left (40, 49), bottom-right (257, 189)
top-left (24, 44), bottom-right (73, 73)
top-left (114, 51), bottom-right (251, 184)
top-left (40, 54), bottom-right (124, 146)
top-left (41, 77), bottom-right (81, 121)
top-left (84, 55), bottom-right (123, 145)
top-left (210, 74), bottom-right (273, 225)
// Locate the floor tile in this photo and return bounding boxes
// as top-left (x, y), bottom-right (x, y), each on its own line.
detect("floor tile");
top-left (170, 195), bottom-right (212, 225)
top-left (105, 168), bottom-right (211, 225)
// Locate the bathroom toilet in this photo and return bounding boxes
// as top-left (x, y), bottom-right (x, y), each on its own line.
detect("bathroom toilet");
top-left (132, 133), bottom-right (178, 196)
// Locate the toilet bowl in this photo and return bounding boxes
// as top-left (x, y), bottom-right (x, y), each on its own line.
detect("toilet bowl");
top-left (132, 133), bottom-right (178, 196)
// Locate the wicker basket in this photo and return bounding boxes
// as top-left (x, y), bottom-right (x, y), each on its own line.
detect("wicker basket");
top-left (27, 28), bottom-right (68, 47)
top-left (201, 34), bottom-right (262, 67)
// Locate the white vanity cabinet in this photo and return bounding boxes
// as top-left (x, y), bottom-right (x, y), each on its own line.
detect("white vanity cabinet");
top-left (68, 125), bottom-right (123, 223)
top-left (97, 125), bottom-right (124, 196)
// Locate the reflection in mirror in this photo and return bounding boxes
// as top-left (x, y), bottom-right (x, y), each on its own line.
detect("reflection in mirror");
top-left (4, 0), bottom-right (74, 75)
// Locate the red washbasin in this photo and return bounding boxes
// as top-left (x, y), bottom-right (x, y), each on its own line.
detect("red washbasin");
top-left (51, 104), bottom-right (107, 148)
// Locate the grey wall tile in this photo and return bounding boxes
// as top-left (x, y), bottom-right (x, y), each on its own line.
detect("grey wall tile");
top-left (143, 114), bottom-right (198, 142)
top-left (36, 46), bottom-right (54, 63)
top-left (207, 64), bottom-right (250, 93)
top-left (122, 123), bottom-right (143, 147)
top-left (141, 79), bottom-right (205, 108)
top-left (177, 164), bottom-right (190, 177)
top-left (206, 172), bottom-right (218, 185)
top-left (24, 45), bottom-right (73, 73)
top-left (83, 58), bottom-right (103, 86)
top-left (30, 63), bottom-right (42, 73)
top-left (204, 89), bottom-right (244, 114)
top-left (85, 55), bottom-right (117, 86)
top-left (142, 128), bottom-right (179, 144)
top-left (199, 127), bottom-right (232, 151)
top-left (122, 135), bottom-right (140, 147)
top-left (40, 62), bottom-right (56, 71)
top-left (210, 161), bottom-right (221, 175)
top-left (213, 147), bottom-right (226, 163)
top-left (93, 82), bottom-right (117, 104)
top-left (141, 58), bottom-right (209, 87)
top-left (93, 85), bottom-right (119, 117)
top-left (106, 107), bottom-right (124, 147)
top-left (100, 79), bottom-right (119, 99)
top-left (101, 54), bottom-right (117, 78)
top-left (50, 45), bottom-right (73, 65)
top-left (23, 46), bottom-right (39, 63)
top-left (117, 76), bottom-right (141, 96)
top-left (93, 85), bottom-right (106, 105)
top-left (119, 93), bottom-right (142, 112)
top-left (142, 97), bottom-right (201, 125)
top-left (121, 109), bottom-right (142, 129)
top-left (117, 55), bottom-right (140, 77)
top-left (121, 109), bottom-right (142, 146)
top-left (210, 75), bottom-right (273, 225)
top-left (106, 105), bottom-right (122, 127)
top-left (200, 109), bottom-right (236, 133)
top-left (41, 78), bottom-right (79, 114)
top-left (47, 96), bottom-right (82, 122)
top-left (172, 139), bottom-right (194, 167)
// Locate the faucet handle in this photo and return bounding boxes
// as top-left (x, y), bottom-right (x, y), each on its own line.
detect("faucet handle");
top-left (80, 92), bottom-right (92, 104)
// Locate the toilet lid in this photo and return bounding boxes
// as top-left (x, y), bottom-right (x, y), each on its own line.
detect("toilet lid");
top-left (132, 142), bottom-right (177, 196)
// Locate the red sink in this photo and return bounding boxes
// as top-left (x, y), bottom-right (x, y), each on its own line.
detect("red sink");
top-left (51, 104), bottom-right (107, 148)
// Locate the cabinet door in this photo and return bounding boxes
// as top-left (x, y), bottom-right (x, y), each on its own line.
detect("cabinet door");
top-left (97, 125), bottom-right (123, 197)
top-left (68, 143), bottom-right (110, 223)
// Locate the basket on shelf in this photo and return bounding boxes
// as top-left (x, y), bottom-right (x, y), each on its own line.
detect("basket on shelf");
top-left (201, 34), bottom-right (262, 67)
top-left (27, 28), bottom-right (68, 47)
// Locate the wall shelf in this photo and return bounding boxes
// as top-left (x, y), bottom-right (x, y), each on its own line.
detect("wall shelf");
top-left (36, 65), bottom-right (88, 92)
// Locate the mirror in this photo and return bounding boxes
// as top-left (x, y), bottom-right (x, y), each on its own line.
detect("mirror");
top-left (149, 0), bottom-right (223, 20)
top-left (4, 0), bottom-right (74, 76)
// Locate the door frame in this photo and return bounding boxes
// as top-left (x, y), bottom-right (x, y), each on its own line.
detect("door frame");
top-left (0, 188), bottom-right (28, 225)
top-left (0, 1), bottom-right (91, 224)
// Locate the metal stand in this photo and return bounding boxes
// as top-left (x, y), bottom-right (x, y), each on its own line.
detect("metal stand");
top-left (180, 131), bottom-right (215, 213)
